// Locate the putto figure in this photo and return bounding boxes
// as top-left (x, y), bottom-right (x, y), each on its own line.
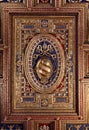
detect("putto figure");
top-left (40, 125), bottom-right (49, 130)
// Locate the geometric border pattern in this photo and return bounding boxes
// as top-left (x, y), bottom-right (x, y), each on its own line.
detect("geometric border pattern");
top-left (12, 15), bottom-right (76, 113)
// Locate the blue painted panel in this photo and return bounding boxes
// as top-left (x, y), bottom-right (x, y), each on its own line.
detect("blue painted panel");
top-left (66, 124), bottom-right (89, 130)
top-left (0, 124), bottom-right (23, 130)
top-left (66, 0), bottom-right (87, 2)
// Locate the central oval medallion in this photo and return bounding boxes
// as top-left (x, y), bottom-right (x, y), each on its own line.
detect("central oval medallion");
top-left (25, 34), bottom-right (65, 93)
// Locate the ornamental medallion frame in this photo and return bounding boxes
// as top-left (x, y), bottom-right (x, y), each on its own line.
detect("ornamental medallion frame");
top-left (24, 34), bottom-right (65, 93)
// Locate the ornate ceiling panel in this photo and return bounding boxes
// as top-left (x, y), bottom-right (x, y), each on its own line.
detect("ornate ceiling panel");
top-left (11, 15), bottom-right (76, 113)
top-left (0, 1), bottom-right (88, 130)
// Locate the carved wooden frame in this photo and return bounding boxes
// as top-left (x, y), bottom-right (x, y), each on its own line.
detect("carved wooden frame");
top-left (83, 44), bottom-right (89, 78)
top-left (0, 51), bottom-right (3, 78)
top-left (0, 2), bottom-right (88, 130)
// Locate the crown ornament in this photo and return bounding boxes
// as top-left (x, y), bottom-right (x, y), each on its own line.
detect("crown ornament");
top-left (37, 42), bottom-right (53, 55)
